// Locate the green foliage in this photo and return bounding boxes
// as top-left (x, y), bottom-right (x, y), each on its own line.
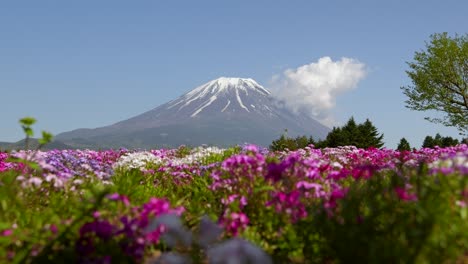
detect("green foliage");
top-left (175, 145), bottom-right (192, 158)
top-left (269, 130), bottom-right (315, 151)
top-left (401, 32), bottom-right (468, 135)
top-left (307, 170), bottom-right (467, 263)
top-left (17, 117), bottom-right (53, 150)
top-left (422, 133), bottom-right (459, 148)
top-left (397, 137), bottom-right (411, 151)
top-left (0, 169), bottom-right (112, 263)
top-left (19, 117), bottom-right (36, 130)
top-left (270, 117), bottom-right (385, 151)
top-left (38, 131), bottom-right (53, 147)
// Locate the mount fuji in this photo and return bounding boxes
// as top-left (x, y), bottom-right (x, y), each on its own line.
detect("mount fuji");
top-left (55, 77), bottom-right (330, 149)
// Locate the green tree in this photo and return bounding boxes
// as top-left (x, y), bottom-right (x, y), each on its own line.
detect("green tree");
top-left (397, 138), bottom-right (411, 151)
top-left (434, 133), bottom-right (443, 146)
top-left (270, 118), bottom-right (385, 150)
top-left (422, 133), bottom-right (459, 148)
top-left (319, 117), bottom-right (384, 148)
top-left (357, 119), bottom-right (385, 148)
top-left (321, 127), bottom-right (344, 148)
top-left (342, 117), bottom-right (359, 146)
top-left (422, 135), bottom-right (435, 148)
top-left (441, 136), bottom-right (459, 147)
top-left (401, 33), bottom-right (468, 135)
top-left (270, 130), bottom-right (299, 151)
top-left (307, 136), bottom-right (317, 146)
top-left (294, 135), bottom-right (309, 149)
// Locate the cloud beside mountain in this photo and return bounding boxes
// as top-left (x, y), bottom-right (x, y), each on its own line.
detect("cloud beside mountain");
top-left (271, 57), bottom-right (367, 127)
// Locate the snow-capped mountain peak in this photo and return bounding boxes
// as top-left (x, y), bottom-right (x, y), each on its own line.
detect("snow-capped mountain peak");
top-left (184, 77), bottom-right (270, 98)
top-left (166, 77), bottom-right (272, 117)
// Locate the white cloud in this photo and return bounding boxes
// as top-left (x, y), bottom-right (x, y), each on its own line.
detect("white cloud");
top-left (271, 57), bottom-right (367, 127)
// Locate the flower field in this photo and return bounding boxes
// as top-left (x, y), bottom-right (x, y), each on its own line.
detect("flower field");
top-left (0, 144), bottom-right (467, 263)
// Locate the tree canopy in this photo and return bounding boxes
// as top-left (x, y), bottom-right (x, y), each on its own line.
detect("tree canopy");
top-left (421, 133), bottom-right (459, 148)
top-left (397, 138), bottom-right (411, 151)
top-left (401, 33), bottom-right (468, 135)
top-left (270, 117), bottom-right (385, 151)
top-left (317, 117), bottom-right (384, 149)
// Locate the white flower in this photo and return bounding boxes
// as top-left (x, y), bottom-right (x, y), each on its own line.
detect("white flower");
top-left (113, 152), bottom-right (164, 170)
top-left (172, 147), bottom-right (226, 165)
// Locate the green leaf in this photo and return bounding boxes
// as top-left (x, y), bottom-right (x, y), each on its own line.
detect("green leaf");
top-left (38, 131), bottom-right (53, 145)
top-left (19, 117), bottom-right (36, 126)
top-left (253, 185), bottom-right (276, 194)
top-left (22, 126), bottom-right (34, 137)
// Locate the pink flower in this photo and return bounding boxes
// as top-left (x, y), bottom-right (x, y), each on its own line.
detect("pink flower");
top-left (1, 229), bottom-right (13, 236)
top-left (266, 190), bottom-right (307, 222)
top-left (92, 211), bottom-right (101, 218)
top-left (296, 181), bottom-right (324, 198)
top-left (221, 212), bottom-right (249, 236)
top-left (324, 188), bottom-right (348, 211)
top-left (394, 187), bottom-right (418, 201)
top-left (221, 195), bottom-right (248, 208)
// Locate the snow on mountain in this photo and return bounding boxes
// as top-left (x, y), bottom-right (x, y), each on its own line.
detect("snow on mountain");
top-left (56, 77), bottom-right (331, 149)
top-left (166, 77), bottom-right (273, 117)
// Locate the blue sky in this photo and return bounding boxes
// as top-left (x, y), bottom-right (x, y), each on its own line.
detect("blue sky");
top-left (1, 0), bottom-right (466, 148)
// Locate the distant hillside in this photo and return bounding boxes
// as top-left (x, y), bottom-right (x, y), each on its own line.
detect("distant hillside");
top-left (0, 142), bottom-right (12, 150)
top-left (0, 138), bottom-right (74, 151)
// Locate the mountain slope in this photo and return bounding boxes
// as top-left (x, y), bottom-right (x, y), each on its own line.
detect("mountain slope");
top-left (0, 139), bottom-right (73, 151)
top-left (56, 77), bottom-right (330, 148)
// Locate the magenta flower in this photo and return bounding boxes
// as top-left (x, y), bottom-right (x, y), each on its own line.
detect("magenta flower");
top-left (220, 211), bottom-right (250, 236)
top-left (50, 224), bottom-right (58, 234)
top-left (394, 186), bottom-right (418, 201)
top-left (242, 144), bottom-right (259, 153)
top-left (296, 181), bottom-right (322, 192)
top-left (266, 190), bottom-right (307, 222)
top-left (324, 187), bottom-right (349, 211)
top-left (106, 193), bottom-right (130, 206)
top-left (1, 229), bottom-right (13, 236)
top-left (221, 194), bottom-right (248, 208)
top-left (351, 165), bottom-right (380, 180)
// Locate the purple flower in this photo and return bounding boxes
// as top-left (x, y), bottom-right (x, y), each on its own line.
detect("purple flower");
top-left (50, 224), bottom-right (58, 234)
top-left (79, 220), bottom-right (115, 240)
top-left (265, 162), bottom-right (287, 182)
top-left (76, 220), bottom-right (116, 256)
